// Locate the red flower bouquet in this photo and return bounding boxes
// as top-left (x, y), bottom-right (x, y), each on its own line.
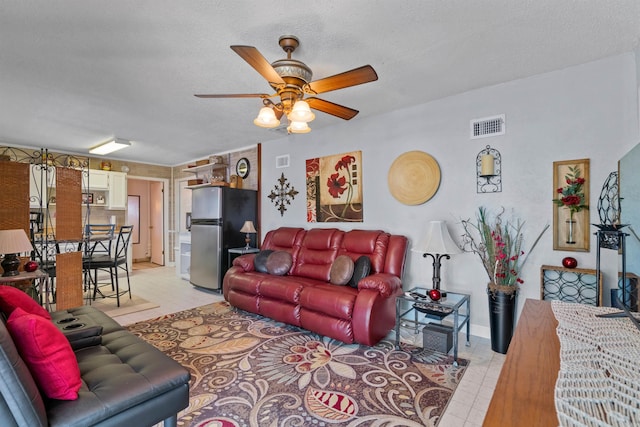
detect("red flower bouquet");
top-left (553, 166), bottom-right (588, 220)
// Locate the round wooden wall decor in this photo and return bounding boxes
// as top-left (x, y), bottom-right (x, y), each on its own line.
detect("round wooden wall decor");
top-left (387, 151), bottom-right (441, 205)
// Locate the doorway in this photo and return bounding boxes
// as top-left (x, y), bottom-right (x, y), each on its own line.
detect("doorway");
top-left (127, 176), bottom-right (169, 268)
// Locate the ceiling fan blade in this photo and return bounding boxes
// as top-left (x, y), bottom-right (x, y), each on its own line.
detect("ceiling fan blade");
top-left (194, 93), bottom-right (270, 98)
top-left (230, 45), bottom-right (286, 85)
top-left (307, 65), bottom-right (378, 94)
top-left (306, 97), bottom-right (359, 120)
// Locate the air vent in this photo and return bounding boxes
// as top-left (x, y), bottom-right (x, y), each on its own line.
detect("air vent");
top-left (470, 114), bottom-right (505, 139)
top-left (275, 155), bottom-right (290, 168)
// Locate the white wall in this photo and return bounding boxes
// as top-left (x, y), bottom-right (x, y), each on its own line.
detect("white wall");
top-left (260, 53), bottom-right (640, 338)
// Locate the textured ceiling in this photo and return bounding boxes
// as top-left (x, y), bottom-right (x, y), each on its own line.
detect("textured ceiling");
top-left (0, 1), bottom-right (639, 165)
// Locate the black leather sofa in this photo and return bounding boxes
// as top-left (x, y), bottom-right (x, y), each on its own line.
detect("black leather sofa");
top-left (0, 305), bottom-right (190, 427)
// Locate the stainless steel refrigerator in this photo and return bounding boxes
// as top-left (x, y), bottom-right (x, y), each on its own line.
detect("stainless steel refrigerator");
top-left (189, 187), bottom-right (257, 290)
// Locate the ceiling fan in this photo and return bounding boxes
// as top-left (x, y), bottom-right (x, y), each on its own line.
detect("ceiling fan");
top-left (195, 35), bottom-right (378, 132)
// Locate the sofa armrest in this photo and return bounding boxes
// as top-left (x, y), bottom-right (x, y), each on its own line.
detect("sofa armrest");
top-left (358, 273), bottom-right (402, 298)
top-left (232, 254), bottom-right (256, 271)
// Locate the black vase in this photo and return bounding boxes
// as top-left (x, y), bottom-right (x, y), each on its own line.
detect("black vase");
top-left (487, 288), bottom-right (517, 354)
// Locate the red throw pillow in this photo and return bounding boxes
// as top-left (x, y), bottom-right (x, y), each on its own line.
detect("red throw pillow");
top-left (0, 285), bottom-right (51, 319)
top-left (7, 307), bottom-right (81, 400)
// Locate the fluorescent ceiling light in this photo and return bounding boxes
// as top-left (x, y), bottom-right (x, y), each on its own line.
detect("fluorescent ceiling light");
top-left (89, 138), bottom-right (131, 155)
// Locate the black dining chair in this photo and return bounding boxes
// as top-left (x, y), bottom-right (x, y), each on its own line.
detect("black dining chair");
top-left (29, 213), bottom-right (60, 304)
top-left (84, 223), bottom-right (116, 256)
top-left (83, 225), bottom-right (133, 307)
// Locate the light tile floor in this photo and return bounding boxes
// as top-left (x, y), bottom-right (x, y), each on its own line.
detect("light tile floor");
top-left (116, 265), bottom-right (504, 427)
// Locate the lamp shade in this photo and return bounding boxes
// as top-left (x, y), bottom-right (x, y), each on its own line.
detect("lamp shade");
top-left (288, 100), bottom-right (315, 123)
top-left (240, 221), bottom-right (257, 234)
top-left (412, 221), bottom-right (461, 255)
top-left (253, 107), bottom-right (280, 128)
top-left (287, 121), bottom-right (311, 134)
top-left (0, 229), bottom-right (33, 255)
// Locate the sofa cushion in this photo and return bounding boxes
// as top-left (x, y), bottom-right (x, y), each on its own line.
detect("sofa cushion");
top-left (340, 230), bottom-right (389, 274)
top-left (266, 251), bottom-right (293, 276)
top-left (348, 255), bottom-right (372, 288)
top-left (299, 284), bottom-right (358, 320)
top-left (291, 228), bottom-right (344, 281)
top-left (0, 285), bottom-right (51, 319)
top-left (254, 250), bottom-right (274, 273)
top-left (330, 255), bottom-right (354, 285)
top-left (265, 227), bottom-right (305, 249)
top-left (7, 307), bottom-right (81, 400)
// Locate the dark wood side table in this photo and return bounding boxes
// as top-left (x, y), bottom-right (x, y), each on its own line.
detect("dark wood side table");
top-left (227, 247), bottom-right (260, 269)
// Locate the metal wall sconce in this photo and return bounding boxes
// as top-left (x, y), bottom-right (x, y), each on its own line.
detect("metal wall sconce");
top-left (476, 145), bottom-right (502, 193)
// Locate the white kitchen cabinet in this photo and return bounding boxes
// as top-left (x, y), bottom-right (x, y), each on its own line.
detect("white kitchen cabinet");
top-left (86, 169), bottom-right (109, 190)
top-left (82, 169), bottom-right (127, 209)
top-left (107, 171), bottom-right (127, 210)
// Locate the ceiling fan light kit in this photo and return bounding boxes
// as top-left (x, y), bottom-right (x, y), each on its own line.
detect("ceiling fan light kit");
top-left (288, 100), bottom-right (315, 123)
top-left (287, 121), bottom-right (311, 134)
top-left (253, 107), bottom-right (280, 128)
top-left (196, 35), bottom-right (378, 134)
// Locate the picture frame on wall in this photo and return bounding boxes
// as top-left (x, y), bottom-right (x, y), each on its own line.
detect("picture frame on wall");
top-left (552, 158), bottom-right (590, 252)
top-left (82, 192), bottom-right (94, 204)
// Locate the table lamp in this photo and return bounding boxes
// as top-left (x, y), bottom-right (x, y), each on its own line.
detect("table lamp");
top-left (412, 220), bottom-right (461, 290)
top-left (0, 229), bottom-right (34, 277)
top-left (240, 221), bottom-right (257, 249)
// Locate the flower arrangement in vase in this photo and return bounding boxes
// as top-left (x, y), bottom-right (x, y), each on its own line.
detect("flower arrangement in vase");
top-left (461, 207), bottom-right (548, 353)
top-left (553, 165), bottom-right (588, 244)
top-left (461, 207), bottom-right (549, 295)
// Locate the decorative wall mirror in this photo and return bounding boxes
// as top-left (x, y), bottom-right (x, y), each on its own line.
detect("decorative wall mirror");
top-left (236, 158), bottom-right (250, 179)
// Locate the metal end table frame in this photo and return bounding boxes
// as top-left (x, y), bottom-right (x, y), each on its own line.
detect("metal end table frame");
top-left (395, 287), bottom-right (470, 366)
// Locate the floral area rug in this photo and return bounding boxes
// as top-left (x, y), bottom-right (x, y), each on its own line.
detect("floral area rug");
top-left (125, 301), bottom-right (467, 427)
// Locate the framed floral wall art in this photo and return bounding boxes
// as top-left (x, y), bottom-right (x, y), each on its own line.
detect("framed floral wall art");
top-left (306, 151), bottom-right (363, 222)
top-left (552, 158), bottom-right (590, 251)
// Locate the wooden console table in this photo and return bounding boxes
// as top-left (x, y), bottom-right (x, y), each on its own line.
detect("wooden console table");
top-left (483, 299), bottom-right (559, 426)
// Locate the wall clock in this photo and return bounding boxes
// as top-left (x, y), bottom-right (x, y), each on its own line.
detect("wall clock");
top-left (236, 158), bottom-right (250, 179)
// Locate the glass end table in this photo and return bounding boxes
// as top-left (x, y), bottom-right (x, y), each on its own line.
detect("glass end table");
top-left (395, 287), bottom-right (470, 366)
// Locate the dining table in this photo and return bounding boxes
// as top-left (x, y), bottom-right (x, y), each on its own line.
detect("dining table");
top-left (32, 232), bottom-right (116, 309)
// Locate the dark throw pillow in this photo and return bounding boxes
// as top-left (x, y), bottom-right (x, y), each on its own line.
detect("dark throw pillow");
top-left (254, 250), bottom-right (274, 273)
top-left (348, 256), bottom-right (372, 288)
top-left (330, 255), bottom-right (355, 286)
top-left (266, 251), bottom-right (293, 276)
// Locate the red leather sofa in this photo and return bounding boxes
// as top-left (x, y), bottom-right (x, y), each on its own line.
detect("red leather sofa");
top-left (223, 227), bottom-right (408, 346)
